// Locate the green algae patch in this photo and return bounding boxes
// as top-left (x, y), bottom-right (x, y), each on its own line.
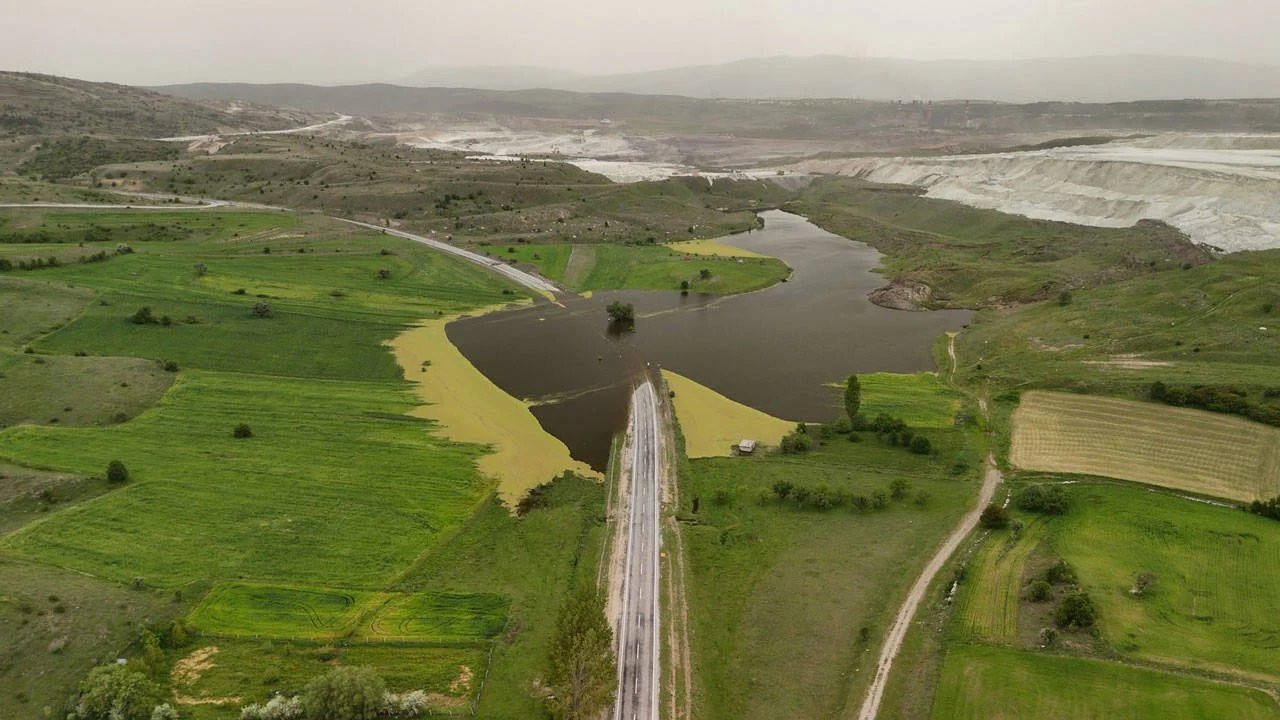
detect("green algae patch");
top-left (663, 370), bottom-right (793, 458)
top-left (390, 307), bottom-right (599, 505)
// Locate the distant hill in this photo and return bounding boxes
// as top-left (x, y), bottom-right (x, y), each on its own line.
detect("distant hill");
top-left (0, 72), bottom-right (320, 138)
top-left (395, 55), bottom-right (1280, 103)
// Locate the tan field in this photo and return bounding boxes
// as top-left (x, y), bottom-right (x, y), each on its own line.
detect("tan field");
top-left (1010, 391), bottom-right (1280, 502)
top-left (662, 370), bottom-right (793, 458)
top-left (389, 307), bottom-right (599, 505)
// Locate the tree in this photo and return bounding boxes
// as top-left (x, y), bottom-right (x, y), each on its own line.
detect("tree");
top-left (106, 460), bottom-right (129, 484)
top-left (605, 301), bottom-right (634, 324)
top-left (301, 666), bottom-right (386, 720)
top-left (233, 423), bottom-right (253, 439)
top-left (1045, 559), bottom-right (1078, 586)
top-left (698, 268), bottom-right (712, 280)
top-left (70, 664), bottom-right (165, 720)
top-left (909, 435), bottom-right (933, 455)
top-left (843, 375), bottom-right (861, 421)
top-left (545, 586), bottom-right (616, 720)
top-left (1016, 484), bottom-right (1069, 514)
top-left (1054, 591), bottom-right (1097, 629)
top-left (130, 306), bottom-right (157, 325)
top-left (1026, 579), bottom-right (1053, 602)
top-left (979, 503), bottom-right (1010, 529)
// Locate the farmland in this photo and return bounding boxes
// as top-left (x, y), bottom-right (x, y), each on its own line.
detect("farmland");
top-left (1010, 390), bottom-right (1280, 502)
top-left (932, 644), bottom-right (1279, 720)
top-left (662, 370), bottom-right (793, 458)
top-left (677, 374), bottom-right (986, 720)
top-left (0, 206), bottom-right (608, 718)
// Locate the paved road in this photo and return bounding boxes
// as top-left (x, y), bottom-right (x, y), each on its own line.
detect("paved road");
top-left (336, 218), bottom-right (561, 297)
top-left (615, 380), bottom-right (662, 720)
top-left (157, 114), bottom-right (353, 142)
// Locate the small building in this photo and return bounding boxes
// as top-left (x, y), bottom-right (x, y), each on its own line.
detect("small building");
top-left (737, 439), bottom-right (757, 454)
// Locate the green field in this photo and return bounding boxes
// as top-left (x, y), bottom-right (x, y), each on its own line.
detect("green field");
top-left (487, 240), bottom-right (789, 294)
top-left (188, 584), bottom-right (374, 639)
top-left (1052, 483), bottom-right (1280, 681)
top-left (931, 644), bottom-right (1279, 720)
top-left (856, 372), bottom-right (964, 428)
top-left (679, 391), bottom-right (985, 720)
top-left (957, 519), bottom-right (1046, 642)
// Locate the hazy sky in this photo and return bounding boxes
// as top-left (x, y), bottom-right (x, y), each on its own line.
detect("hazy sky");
top-left (3, 0), bottom-right (1277, 84)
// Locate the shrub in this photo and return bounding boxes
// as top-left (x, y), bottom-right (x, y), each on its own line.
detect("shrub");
top-left (69, 664), bottom-right (165, 720)
top-left (771, 480), bottom-right (795, 499)
top-left (606, 301), bottom-right (634, 324)
top-left (301, 667), bottom-right (385, 720)
top-left (890, 479), bottom-right (909, 501)
top-left (130, 306), bottom-right (158, 325)
top-left (1054, 590), bottom-right (1097, 629)
top-left (233, 423), bottom-right (253, 439)
top-left (1131, 571), bottom-right (1158, 597)
top-left (779, 430), bottom-right (812, 454)
top-left (1016, 484), bottom-right (1069, 515)
top-left (1045, 559), bottom-right (1078, 585)
top-left (979, 503), bottom-right (1010, 529)
top-left (251, 301), bottom-right (273, 318)
top-left (106, 460), bottom-right (129, 484)
top-left (151, 703), bottom-right (179, 720)
top-left (908, 435), bottom-right (933, 455)
top-left (162, 360), bottom-right (179, 372)
top-left (871, 491), bottom-right (888, 510)
top-left (240, 694), bottom-right (303, 720)
top-left (1026, 579), bottom-right (1053, 602)
top-left (381, 690), bottom-right (428, 718)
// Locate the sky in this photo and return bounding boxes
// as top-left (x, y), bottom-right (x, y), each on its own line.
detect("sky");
top-left (2, 0), bottom-right (1277, 85)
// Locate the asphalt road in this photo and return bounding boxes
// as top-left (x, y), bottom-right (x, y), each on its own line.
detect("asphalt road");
top-left (336, 218), bottom-right (561, 297)
top-left (615, 380), bottom-right (662, 720)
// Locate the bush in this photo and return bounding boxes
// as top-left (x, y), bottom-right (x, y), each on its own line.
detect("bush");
top-left (240, 694), bottom-right (303, 720)
top-left (1045, 559), bottom-right (1078, 585)
top-left (382, 690), bottom-right (429, 718)
top-left (605, 301), bottom-right (634, 324)
top-left (771, 480), bottom-right (794, 499)
top-left (779, 430), bottom-right (812, 454)
top-left (130, 306), bottom-right (158, 325)
top-left (69, 664), bottom-right (165, 720)
top-left (106, 460), bottom-right (129, 484)
top-left (908, 435), bottom-right (933, 455)
top-left (1016, 484), bottom-right (1069, 515)
top-left (301, 667), bottom-right (386, 720)
top-left (1131, 571), bottom-right (1158, 597)
top-left (233, 423), bottom-right (253, 439)
top-left (890, 479), bottom-right (909, 501)
top-left (151, 704), bottom-right (179, 720)
top-left (1054, 590), bottom-right (1097, 629)
top-left (162, 360), bottom-right (179, 372)
top-left (252, 301), bottom-right (273, 318)
top-left (979, 503), bottom-right (1010, 529)
top-left (1026, 579), bottom-right (1053, 602)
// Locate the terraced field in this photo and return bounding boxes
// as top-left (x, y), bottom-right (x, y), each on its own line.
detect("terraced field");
top-left (932, 644), bottom-right (1280, 720)
top-left (1011, 391), bottom-right (1280, 502)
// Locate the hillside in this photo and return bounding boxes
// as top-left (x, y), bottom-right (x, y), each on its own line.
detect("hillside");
top-left (0, 72), bottom-right (320, 138)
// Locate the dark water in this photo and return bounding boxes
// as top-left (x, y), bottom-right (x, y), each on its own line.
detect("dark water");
top-left (447, 210), bottom-right (971, 469)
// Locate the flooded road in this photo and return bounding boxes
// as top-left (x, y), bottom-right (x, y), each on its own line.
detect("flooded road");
top-left (447, 210), bottom-right (971, 469)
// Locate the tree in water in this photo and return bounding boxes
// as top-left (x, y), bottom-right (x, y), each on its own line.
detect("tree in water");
top-left (844, 374), bottom-right (862, 421)
top-left (606, 301), bottom-right (634, 324)
top-left (545, 586), bottom-right (616, 720)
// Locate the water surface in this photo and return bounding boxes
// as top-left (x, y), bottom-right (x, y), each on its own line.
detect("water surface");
top-left (448, 210), bottom-right (971, 469)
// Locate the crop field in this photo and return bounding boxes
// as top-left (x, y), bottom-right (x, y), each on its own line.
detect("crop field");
top-left (1050, 483), bottom-right (1280, 681)
top-left (957, 519), bottom-right (1045, 642)
top-left (858, 372), bottom-right (964, 428)
top-left (363, 591), bottom-right (510, 642)
top-left (666, 238), bottom-right (773, 259)
top-left (931, 644), bottom-right (1280, 720)
top-left (1010, 391), bottom-right (1280, 502)
top-left (663, 369), bottom-right (793, 457)
top-left (188, 584), bottom-right (373, 639)
top-left (0, 276), bottom-right (94, 346)
top-left (680, 419), bottom-right (985, 720)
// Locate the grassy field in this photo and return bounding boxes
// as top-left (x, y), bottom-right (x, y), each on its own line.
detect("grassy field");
top-left (679, 396), bottom-right (985, 720)
top-left (789, 177), bottom-right (1208, 309)
top-left (957, 519), bottom-right (1046, 642)
top-left (666, 238), bottom-right (773, 259)
top-left (1051, 483), bottom-right (1280, 682)
top-left (663, 370), bottom-right (794, 458)
top-left (492, 241), bottom-right (789, 295)
top-left (0, 206), bottom-right (617, 718)
top-left (1011, 391), bottom-right (1280, 502)
top-left (931, 644), bottom-right (1279, 720)
top-left (955, 248), bottom-right (1280, 395)
top-left (858, 372), bottom-right (964, 428)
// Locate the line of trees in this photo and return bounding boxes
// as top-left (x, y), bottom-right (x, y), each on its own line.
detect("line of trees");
top-left (1150, 381), bottom-right (1280, 427)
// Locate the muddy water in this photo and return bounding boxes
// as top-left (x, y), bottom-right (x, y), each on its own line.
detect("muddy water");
top-left (447, 210), bottom-right (971, 469)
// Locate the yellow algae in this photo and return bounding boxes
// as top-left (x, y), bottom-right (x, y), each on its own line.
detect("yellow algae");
top-left (665, 238), bottom-right (774, 259)
top-left (390, 306), bottom-right (599, 505)
top-left (662, 370), bottom-right (794, 458)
